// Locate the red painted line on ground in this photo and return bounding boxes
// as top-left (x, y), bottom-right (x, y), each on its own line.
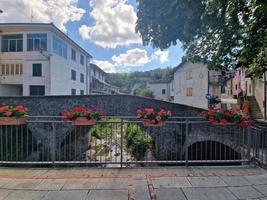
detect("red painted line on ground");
top-left (146, 175), bottom-right (157, 200)
top-left (128, 176), bottom-right (135, 200)
top-left (0, 171), bottom-right (262, 180)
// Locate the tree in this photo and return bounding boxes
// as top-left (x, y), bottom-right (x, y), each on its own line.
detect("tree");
top-left (136, 0), bottom-right (267, 78)
top-left (135, 89), bottom-right (154, 98)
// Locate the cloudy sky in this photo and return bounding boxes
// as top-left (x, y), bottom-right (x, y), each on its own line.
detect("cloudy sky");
top-left (0, 0), bottom-right (184, 73)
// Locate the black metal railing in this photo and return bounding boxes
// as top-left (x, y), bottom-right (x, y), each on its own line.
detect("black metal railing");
top-left (0, 116), bottom-right (266, 168)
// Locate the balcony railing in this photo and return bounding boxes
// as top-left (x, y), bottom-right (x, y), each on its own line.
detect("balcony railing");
top-left (0, 116), bottom-right (266, 168)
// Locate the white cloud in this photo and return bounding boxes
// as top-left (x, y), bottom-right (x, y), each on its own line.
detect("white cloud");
top-left (152, 50), bottom-right (169, 63)
top-left (0, 0), bottom-right (85, 32)
top-left (78, 0), bottom-right (141, 48)
top-left (93, 60), bottom-right (116, 73)
top-left (112, 48), bottom-right (150, 67)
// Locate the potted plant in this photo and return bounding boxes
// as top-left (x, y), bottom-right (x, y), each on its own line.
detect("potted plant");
top-left (136, 108), bottom-right (172, 127)
top-left (61, 106), bottom-right (106, 126)
top-left (200, 108), bottom-right (255, 128)
top-left (0, 105), bottom-right (28, 125)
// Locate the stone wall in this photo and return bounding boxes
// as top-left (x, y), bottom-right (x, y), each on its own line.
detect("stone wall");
top-left (0, 95), bottom-right (204, 116)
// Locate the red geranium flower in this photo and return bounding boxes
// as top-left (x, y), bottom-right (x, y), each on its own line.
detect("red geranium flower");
top-left (241, 122), bottom-right (249, 129)
top-left (67, 112), bottom-right (73, 119)
top-left (5, 112), bottom-right (13, 117)
top-left (0, 106), bottom-right (9, 113)
top-left (249, 119), bottom-right (256, 125)
top-left (156, 115), bottom-right (161, 121)
top-left (145, 108), bottom-right (154, 115)
top-left (220, 119), bottom-right (228, 125)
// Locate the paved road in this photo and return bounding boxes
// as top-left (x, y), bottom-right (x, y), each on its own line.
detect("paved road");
top-left (0, 166), bottom-right (266, 200)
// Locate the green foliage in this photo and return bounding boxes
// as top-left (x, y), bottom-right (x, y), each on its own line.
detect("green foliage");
top-left (134, 89), bottom-right (154, 98)
top-left (106, 67), bottom-right (174, 93)
top-left (136, 0), bottom-right (267, 78)
top-left (89, 119), bottom-right (114, 139)
top-left (126, 124), bottom-right (152, 160)
top-left (209, 96), bottom-right (221, 107)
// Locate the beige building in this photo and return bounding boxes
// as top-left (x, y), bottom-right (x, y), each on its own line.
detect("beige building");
top-left (173, 61), bottom-right (221, 109)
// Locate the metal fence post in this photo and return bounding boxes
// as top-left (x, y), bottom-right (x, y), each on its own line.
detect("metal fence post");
top-left (185, 119), bottom-right (189, 167)
top-left (247, 126), bottom-right (252, 162)
top-left (51, 122), bottom-right (56, 167)
top-left (120, 118), bottom-right (123, 168)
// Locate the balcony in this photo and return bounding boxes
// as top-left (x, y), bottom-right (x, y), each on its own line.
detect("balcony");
top-left (91, 77), bottom-right (120, 94)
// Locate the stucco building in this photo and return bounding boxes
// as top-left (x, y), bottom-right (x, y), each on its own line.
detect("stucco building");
top-left (147, 80), bottom-right (173, 101)
top-left (90, 63), bottom-right (120, 94)
top-left (173, 61), bottom-right (221, 109)
top-left (0, 23), bottom-right (92, 96)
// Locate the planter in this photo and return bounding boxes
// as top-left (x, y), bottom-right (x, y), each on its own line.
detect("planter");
top-left (0, 117), bottom-right (27, 125)
top-left (143, 120), bottom-right (166, 127)
top-left (71, 117), bottom-right (97, 126)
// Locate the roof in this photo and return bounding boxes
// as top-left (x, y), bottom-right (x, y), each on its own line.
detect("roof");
top-left (172, 59), bottom-right (187, 74)
top-left (90, 63), bottom-right (107, 75)
top-left (148, 80), bottom-right (171, 84)
top-left (0, 23), bottom-right (93, 58)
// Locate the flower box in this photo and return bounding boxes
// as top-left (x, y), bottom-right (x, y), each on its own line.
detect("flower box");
top-left (200, 108), bottom-right (255, 128)
top-left (0, 117), bottom-right (27, 125)
top-left (61, 106), bottom-right (106, 126)
top-left (143, 120), bottom-right (166, 127)
top-left (136, 108), bottom-right (171, 127)
top-left (71, 117), bottom-right (97, 126)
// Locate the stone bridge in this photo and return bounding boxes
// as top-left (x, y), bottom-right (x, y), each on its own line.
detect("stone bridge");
top-left (0, 95), bottom-right (249, 163)
top-left (0, 95), bottom-right (203, 116)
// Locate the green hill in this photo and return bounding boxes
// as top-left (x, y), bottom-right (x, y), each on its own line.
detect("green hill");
top-left (106, 67), bottom-right (174, 94)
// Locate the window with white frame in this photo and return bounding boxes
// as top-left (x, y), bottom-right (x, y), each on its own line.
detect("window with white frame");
top-left (53, 36), bottom-right (67, 59)
top-left (27, 33), bottom-right (47, 51)
top-left (2, 34), bottom-right (23, 52)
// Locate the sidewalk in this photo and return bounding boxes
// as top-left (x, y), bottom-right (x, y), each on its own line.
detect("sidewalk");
top-left (0, 166), bottom-right (266, 200)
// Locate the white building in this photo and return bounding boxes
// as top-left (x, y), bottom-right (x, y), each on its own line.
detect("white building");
top-left (173, 61), bottom-right (221, 109)
top-left (90, 63), bottom-right (120, 94)
top-left (147, 80), bottom-right (173, 101)
top-left (0, 23), bottom-right (92, 96)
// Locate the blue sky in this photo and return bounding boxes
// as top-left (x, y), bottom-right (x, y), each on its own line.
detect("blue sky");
top-left (1, 0), bottom-right (184, 73)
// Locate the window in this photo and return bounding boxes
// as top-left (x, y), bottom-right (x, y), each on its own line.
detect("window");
top-left (80, 54), bottom-right (84, 65)
top-left (71, 70), bottom-right (76, 80)
top-left (186, 71), bottom-right (192, 80)
top-left (53, 36), bottom-right (67, 59)
top-left (71, 48), bottom-right (76, 61)
top-left (71, 89), bottom-right (76, 95)
top-left (2, 34), bottom-right (23, 52)
top-left (1, 63), bottom-right (23, 75)
top-left (162, 89), bottom-right (166, 95)
top-left (80, 73), bottom-right (84, 83)
top-left (30, 86), bottom-right (45, 96)
top-left (80, 90), bottom-right (84, 95)
top-left (32, 64), bottom-right (42, 76)
top-left (235, 84), bottom-right (238, 90)
top-left (186, 88), bottom-right (193, 96)
top-left (27, 33), bottom-right (47, 51)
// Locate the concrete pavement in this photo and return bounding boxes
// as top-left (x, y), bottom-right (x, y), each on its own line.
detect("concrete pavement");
top-left (0, 166), bottom-right (266, 199)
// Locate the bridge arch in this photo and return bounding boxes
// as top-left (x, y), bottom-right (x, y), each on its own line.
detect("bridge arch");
top-left (187, 140), bottom-right (242, 161)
